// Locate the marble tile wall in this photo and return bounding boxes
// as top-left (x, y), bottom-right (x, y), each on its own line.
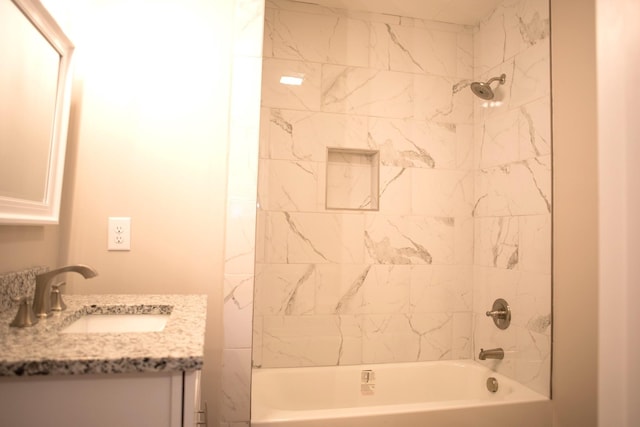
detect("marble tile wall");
top-left (220, 0), bottom-right (264, 425)
top-left (249, 0), bottom-right (551, 413)
top-left (471, 0), bottom-right (551, 397)
top-left (254, 0), bottom-right (476, 370)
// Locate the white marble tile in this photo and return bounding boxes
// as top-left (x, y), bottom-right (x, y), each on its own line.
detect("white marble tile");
top-left (266, 0), bottom-right (329, 15)
top-left (261, 58), bottom-right (322, 110)
top-left (519, 96), bottom-right (551, 160)
top-left (315, 264), bottom-right (412, 316)
top-left (472, 266), bottom-right (519, 316)
top-left (335, 315), bottom-right (364, 365)
top-left (266, 0), bottom-right (344, 18)
top-left (266, 109), bottom-right (368, 162)
top-left (254, 263), bottom-right (316, 316)
top-left (258, 107), bottom-right (271, 159)
top-left (221, 349), bottom-right (252, 422)
top-left (252, 315), bottom-right (263, 367)
top-left (231, 56), bottom-right (263, 124)
top-left (474, 155), bottom-right (551, 217)
top-left (269, 0), bottom-right (400, 25)
top-left (473, 8), bottom-right (507, 75)
top-left (270, 10), bottom-right (369, 67)
top-left (234, 0), bottom-right (266, 57)
top-left (224, 274), bottom-right (254, 349)
top-left (227, 124), bottom-right (259, 199)
top-left (519, 214), bottom-right (551, 274)
top-left (402, 17), bottom-right (465, 33)
top-left (514, 0), bottom-right (550, 50)
top-left (474, 0), bottom-right (531, 72)
top-left (367, 118), bottom-right (457, 169)
top-left (360, 314), bottom-right (420, 363)
top-left (414, 74), bottom-right (473, 124)
top-left (410, 265), bottom-right (473, 314)
top-left (322, 65), bottom-right (413, 118)
top-left (224, 198), bottom-right (257, 275)
top-left (262, 8), bottom-right (275, 57)
top-left (476, 109), bottom-right (520, 169)
top-left (315, 264), bottom-right (371, 314)
top-left (502, 2), bottom-right (527, 62)
top-left (261, 315), bottom-right (362, 367)
top-left (353, 265), bottom-right (411, 314)
top-left (514, 271), bottom-right (551, 335)
top-left (454, 216), bottom-right (474, 265)
top-left (258, 159), bottom-right (319, 211)
top-left (510, 41), bottom-right (550, 108)
top-left (369, 23), bottom-right (457, 76)
top-left (452, 312), bottom-right (473, 359)
top-left (263, 211), bottom-right (365, 263)
top-left (364, 215), bottom-right (455, 265)
top-left (456, 123), bottom-right (474, 170)
top-left (254, 210), bottom-right (266, 264)
top-left (474, 217), bottom-right (519, 270)
top-left (514, 326), bottom-right (551, 397)
top-left (456, 29), bottom-right (474, 79)
top-left (411, 169), bottom-right (474, 217)
top-left (378, 167), bottom-right (412, 215)
top-left (410, 313), bottom-right (454, 361)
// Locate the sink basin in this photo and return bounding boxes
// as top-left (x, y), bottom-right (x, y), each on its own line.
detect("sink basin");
top-left (61, 314), bottom-right (169, 334)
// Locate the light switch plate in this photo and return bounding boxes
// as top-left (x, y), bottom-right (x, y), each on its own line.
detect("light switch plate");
top-left (108, 217), bottom-right (131, 251)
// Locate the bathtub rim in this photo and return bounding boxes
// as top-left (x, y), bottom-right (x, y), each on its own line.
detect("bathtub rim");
top-left (251, 359), bottom-right (549, 424)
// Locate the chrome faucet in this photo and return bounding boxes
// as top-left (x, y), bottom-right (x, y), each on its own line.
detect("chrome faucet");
top-left (33, 265), bottom-right (98, 318)
top-left (479, 348), bottom-right (504, 360)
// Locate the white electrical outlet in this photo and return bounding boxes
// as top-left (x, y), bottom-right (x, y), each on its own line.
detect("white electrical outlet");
top-left (108, 217), bottom-right (131, 251)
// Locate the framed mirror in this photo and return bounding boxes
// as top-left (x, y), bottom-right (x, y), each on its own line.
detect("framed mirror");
top-left (0, 0), bottom-right (74, 224)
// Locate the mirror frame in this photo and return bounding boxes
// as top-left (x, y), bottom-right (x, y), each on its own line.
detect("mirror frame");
top-left (0, 0), bottom-right (74, 225)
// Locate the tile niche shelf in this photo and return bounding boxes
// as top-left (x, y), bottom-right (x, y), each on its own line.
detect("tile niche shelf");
top-left (325, 148), bottom-right (380, 211)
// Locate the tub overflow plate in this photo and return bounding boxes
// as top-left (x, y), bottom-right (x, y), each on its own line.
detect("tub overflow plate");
top-left (486, 377), bottom-right (499, 393)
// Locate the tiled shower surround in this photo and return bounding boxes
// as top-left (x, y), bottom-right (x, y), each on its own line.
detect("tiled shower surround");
top-left (252, 0), bottom-right (550, 398)
top-left (471, 0), bottom-right (551, 397)
top-left (254, 1), bottom-right (476, 369)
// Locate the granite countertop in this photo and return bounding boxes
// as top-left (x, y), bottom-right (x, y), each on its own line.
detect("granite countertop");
top-left (0, 294), bottom-right (207, 377)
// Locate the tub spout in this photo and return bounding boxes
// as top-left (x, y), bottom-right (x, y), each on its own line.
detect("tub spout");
top-left (479, 348), bottom-right (504, 360)
top-left (33, 265), bottom-right (98, 318)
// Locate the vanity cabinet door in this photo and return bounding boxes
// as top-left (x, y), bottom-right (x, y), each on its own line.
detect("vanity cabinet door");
top-left (0, 371), bottom-right (186, 427)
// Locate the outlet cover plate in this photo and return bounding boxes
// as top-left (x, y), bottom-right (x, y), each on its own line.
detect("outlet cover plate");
top-left (108, 217), bottom-right (131, 251)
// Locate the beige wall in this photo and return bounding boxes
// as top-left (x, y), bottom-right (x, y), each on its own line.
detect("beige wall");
top-left (551, 0), bottom-right (599, 426)
top-left (62, 1), bottom-right (234, 421)
top-left (1, 0), bottom-right (235, 423)
top-left (0, 226), bottom-right (60, 272)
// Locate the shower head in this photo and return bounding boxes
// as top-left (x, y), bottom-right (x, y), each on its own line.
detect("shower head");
top-left (470, 73), bottom-right (507, 100)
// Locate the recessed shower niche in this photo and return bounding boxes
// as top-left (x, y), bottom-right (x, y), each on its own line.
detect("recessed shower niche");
top-left (325, 148), bottom-right (379, 211)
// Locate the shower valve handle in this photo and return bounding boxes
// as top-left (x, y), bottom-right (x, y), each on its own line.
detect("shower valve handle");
top-left (485, 309), bottom-right (508, 319)
top-left (485, 298), bottom-right (511, 330)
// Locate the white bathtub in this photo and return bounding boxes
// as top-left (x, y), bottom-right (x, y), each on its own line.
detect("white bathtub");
top-left (251, 360), bottom-right (551, 427)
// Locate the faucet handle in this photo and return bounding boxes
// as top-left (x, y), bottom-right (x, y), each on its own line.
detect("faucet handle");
top-left (486, 298), bottom-right (511, 330)
top-left (50, 282), bottom-right (67, 312)
top-left (485, 309), bottom-right (508, 318)
top-left (10, 297), bottom-right (39, 328)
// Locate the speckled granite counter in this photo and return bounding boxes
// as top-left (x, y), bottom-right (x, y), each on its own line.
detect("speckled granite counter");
top-left (0, 294), bottom-right (207, 376)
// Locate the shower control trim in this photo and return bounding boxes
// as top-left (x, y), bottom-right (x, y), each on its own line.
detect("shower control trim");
top-left (485, 298), bottom-right (511, 329)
